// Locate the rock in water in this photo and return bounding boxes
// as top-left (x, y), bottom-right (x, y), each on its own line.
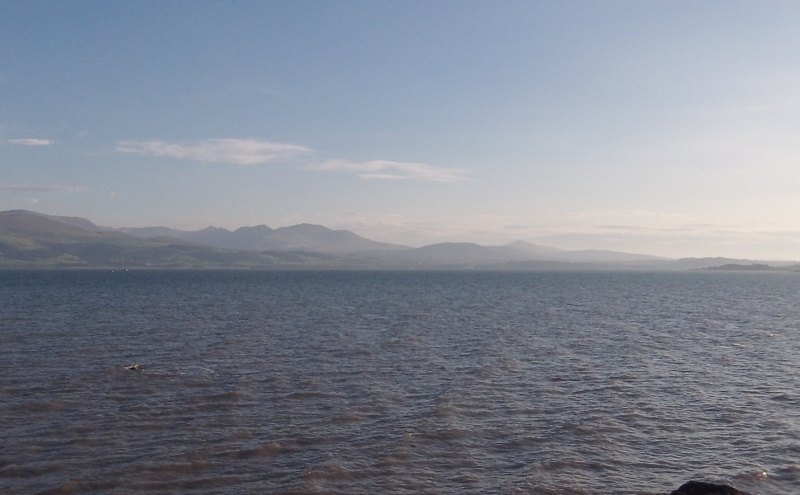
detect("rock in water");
top-left (670, 481), bottom-right (751, 495)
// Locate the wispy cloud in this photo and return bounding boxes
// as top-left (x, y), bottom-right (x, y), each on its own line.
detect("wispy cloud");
top-left (314, 159), bottom-right (469, 183)
top-left (116, 138), bottom-right (312, 165)
top-left (9, 138), bottom-right (52, 146)
top-left (0, 184), bottom-right (85, 194)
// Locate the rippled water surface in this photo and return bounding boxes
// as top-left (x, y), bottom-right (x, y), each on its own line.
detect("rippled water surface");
top-left (2, 270), bottom-right (800, 494)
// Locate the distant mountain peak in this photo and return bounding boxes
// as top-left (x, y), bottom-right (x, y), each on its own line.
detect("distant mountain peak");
top-left (233, 224), bottom-right (273, 233)
top-left (276, 223), bottom-right (333, 233)
top-left (198, 226), bottom-right (230, 233)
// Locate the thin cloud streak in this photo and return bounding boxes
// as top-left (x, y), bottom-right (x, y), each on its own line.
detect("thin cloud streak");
top-left (0, 184), bottom-right (85, 194)
top-left (315, 159), bottom-right (469, 183)
top-left (116, 138), bottom-right (312, 165)
top-left (9, 138), bottom-right (52, 146)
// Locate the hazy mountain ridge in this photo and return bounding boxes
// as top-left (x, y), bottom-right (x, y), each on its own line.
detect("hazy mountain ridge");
top-left (6, 209), bottom-right (111, 233)
top-left (9, 210), bottom-right (403, 255)
top-left (122, 221), bottom-right (407, 254)
top-left (0, 211), bottom-right (339, 269)
top-left (2, 210), bottom-right (797, 270)
top-left (504, 240), bottom-right (668, 263)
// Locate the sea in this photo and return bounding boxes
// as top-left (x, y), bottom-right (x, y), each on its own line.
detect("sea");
top-left (2, 269), bottom-right (799, 495)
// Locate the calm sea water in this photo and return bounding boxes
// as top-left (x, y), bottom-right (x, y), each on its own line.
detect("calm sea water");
top-left (2, 270), bottom-right (800, 495)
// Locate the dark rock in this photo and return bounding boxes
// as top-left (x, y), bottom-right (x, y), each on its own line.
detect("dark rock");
top-left (670, 481), bottom-right (751, 495)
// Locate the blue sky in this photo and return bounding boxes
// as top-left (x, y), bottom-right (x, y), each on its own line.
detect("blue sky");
top-left (3, 1), bottom-right (800, 259)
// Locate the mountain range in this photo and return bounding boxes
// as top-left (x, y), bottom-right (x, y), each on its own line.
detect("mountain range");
top-left (1, 209), bottom-right (797, 270)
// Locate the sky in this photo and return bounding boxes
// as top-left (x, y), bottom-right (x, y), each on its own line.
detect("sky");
top-left (3, 1), bottom-right (800, 259)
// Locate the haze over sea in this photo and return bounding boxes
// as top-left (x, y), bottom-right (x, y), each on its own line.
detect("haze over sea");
top-left (2, 270), bottom-right (799, 494)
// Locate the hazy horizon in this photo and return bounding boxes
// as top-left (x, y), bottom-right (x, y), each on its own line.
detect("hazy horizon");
top-left (4, 2), bottom-right (800, 260)
top-left (9, 207), bottom-right (799, 262)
